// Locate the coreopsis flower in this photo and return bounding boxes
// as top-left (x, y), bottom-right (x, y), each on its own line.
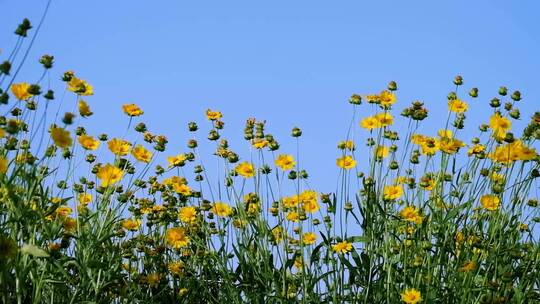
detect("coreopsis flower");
top-left (251, 138), bottom-right (268, 149)
top-left (375, 112), bottom-right (394, 126)
top-left (173, 183), bottom-right (191, 196)
top-left (77, 193), bottom-right (92, 205)
top-left (400, 288), bottom-right (422, 304)
top-left (10, 83), bottom-right (32, 100)
top-left (96, 164), bottom-right (124, 187)
top-left (489, 112), bottom-right (511, 140)
top-left (55, 206), bottom-right (72, 218)
top-left (212, 202), bottom-right (233, 217)
top-left (108, 138), bottom-right (131, 156)
top-left (459, 260), bottom-right (477, 273)
top-left (131, 145), bottom-right (152, 163)
top-left (332, 241), bottom-right (353, 254)
top-left (448, 99), bottom-right (468, 113)
top-left (439, 138), bottom-right (465, 154)
top-left (302, 198), bottom-right (320, 214)
top-left (121, 218), bottom-right (141, 231)
top-left (122, 104), bottom-right (144, 117)
top-left (168, 261), bottom-right (185, 276)
top-left (167, 154), bottom-right (187, 168)
top-left (438, 129), bottom-right (453, 138)
top-left (488, 140), bottom-right (537, 164)
top-left (383, 185), bottom-right (404, 200)
top-left (67, 77), bottom-right (93, 96)
top-left (0, 157), bottom-right (7, 174)
top-left (205, 109), bottom-right (222, 121)
top-left (282, 195), bottom-right (300, 208)
top-left (78, 100), bottom-right (93, 117)
top-left (62, 217), bottom-right (77, 232)
top-left (336, 155), bottom-right (356, 169)
top-left (235, 162), bottom-right (255, 178)
top-left (468, 144), bottom-right (485, 156)
top-left (338, 140), bottom-right (355, 151)
top-left (179, 206), bottom-right (197, 223)
top-left (375, 145), bottom-right (389, 159)
top-left (480, 194), bottom-right (500, 211)
top-left (379, 90), bottom-right (397, 108)
top-left (166, 227), bottom-right (190, 249)
top-left (302, 232), bottom-right (317, 245)
top-left (50, 127), bottom-right (72, 148)
top-left (286, 211), bottom-right (300, 222)
top-left (78, 134), bottom-right (100, 150)
top-left (400, 206), bottom-right (423, 224)
top-left (271, 226), bottom-right (285, 243)
top-left (419, 137), bottom-right (439, 156)
top-left (360, 116), bottom-right (381, 130)
top-left (145, 273), bottom-right (160, 288)
top-left (275, 154), bottom-right (295, 171)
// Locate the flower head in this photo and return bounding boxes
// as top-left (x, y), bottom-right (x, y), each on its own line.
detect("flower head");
top-left (235, 162), bottom-right (255, 178)
top-left (96, 164), bottom-right (124, 187)
top-left (108, 138), bottom-right (131, 156)
top-left (50, 127), bottom-right (72, 149)
top-left (336, 155), bottom-right (356, 169)
top-left (122, 104), bottom-right (144, 117)
top-left (480, 194), bottom-right (500, 211)
top-left (401, 288), bottom-right (422, 304)
top-left (11, 83), bottom-right (32, 100)
top-left (332, 241), bottom-right (353, 254)
top-left (78, 134), bottom-right (100, 150)
top-left (165, 227), bottom-right (190, 249)
top-left (275, 154), bottom-right (295, 171)
top-left (131, 145), bottom-right (152, 163)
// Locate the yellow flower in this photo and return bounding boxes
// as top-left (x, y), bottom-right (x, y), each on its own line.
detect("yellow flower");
top-left (131, 145), bottom-right (152, 163)
top-left (96, 164), bottom-right (124, 187)
top-left (122, 103), bottom-right (144, 117)
top-left (360, 116), bottom-right (381, 130)
top-left (383, 185), bottom-right (403, 200)
top-left (251, 138), bottom-right (268, 149)
top-left (480, 194), bottom-right (500, 211)
top-left (459, 260), bottom-right (477, 273)
top-left (375, 112), bottom-right (394, 126)
top-left (271, 226), bottom-right (285, 243)
top-left (468, 144), bottom-right (485, 156)
top-left (11, 83), bottom-right (33, 100)
top-left (50, 127), bottom-right (72, 149)
top-left (419, 137), bottom-right (439, 156)
top-left (235, 162), bottom-right (255, 178)
top-left (67, 77), bottom-right (93, 96)
top-left (438, 129), bottom-right (453, 138)
top-left (332, 241), bottom-right (353, 254)
top-left (167, 154), bottom-right (187, 168)
top-left (78, 134), bottom-right (100, 150)
top-left (302, 199), bottom-right (320, 214)
top-left (173, 183), bottom-right (191, 196)
top-left (275, 154), bottom-right (296, 171)
top-left (338, 140), bottom-right (355, 151)
top-left (489, 112), bottom-right (511, 140)
top-left (121, 218), bottom-right (141, 231)
top-left (375, 145), bottom-right (389, 159)
top-left (336, 155), bottom-right (356, 169)
top-left (166, 227), bottom-right (190, 249)
top-left (0, 157), bottom-right (8, 174)
top-left (145, 273), bottom-right (160, 288)
top-left (379, 90), bottom-right (397, 108)
top-left (448, 99), bottom-right (468, 113)
top-left (77, 193), bottom-right (92, 205)
top-left (168, 261), bottom-right (185, 275)
top-left (286, 211), bottom-right (300, 222)
top-left (401, 288), bottom-right (422, 304)
top-left (212, 202), bottom-right (233, 217)
top-left (108, 138), bottom-right (131, 156)
top-left (55, 206), bottom-right (72, 218)
top-left (302, 232), bottom-right (317, 245)
top-left (488, 140), bottom-right (537, 164)
top-left (62, 217), bottom-right (77, 232)
top-left (439, 138), bottom-right (465, 154)
top-left (78, 100), bottom-right (93, 117)
top-left (179, 206), bottom-right (197, 223)
top-left (400, 206), bottom-right (423, 224)
top-left (206, 109), bottom-right (222, 121)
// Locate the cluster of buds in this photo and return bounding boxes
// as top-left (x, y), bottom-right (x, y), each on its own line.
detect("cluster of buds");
top-left (401, 100), bottom-right (428, 121)
top-left (15, 18), bottom-right (32, 37)
top-left (153, 135), bottom-right (168, 151)
top-left (523, 112), bottom-right (540, 140)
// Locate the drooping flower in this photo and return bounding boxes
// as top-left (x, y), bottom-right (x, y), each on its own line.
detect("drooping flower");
top-left (275, 154), bottom-right (296, 171)
top-left (78, 100), bottom-right (93, 117)
top-left (50, 127), bottom-right (72, 148)
top-left (96, 164), bottom-right (124, 187)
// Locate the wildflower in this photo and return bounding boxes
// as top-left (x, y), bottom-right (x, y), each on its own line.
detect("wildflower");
top-left (96, 164), bottom-right (124, 187)
top-left (302, 232), bottom-right (317, 245)
top-left (212, 202), bottom-right (233, 217)
top-left (179, 206), bottom-right (197, 223)
top-left (448, 99), bottom-right (468, 113)
top-left (438, 129), bottom-right (453, 138)
top-left (459, 260), bottom-right (477, 272)
top-left (78, 134), bottom-right (100, 150)
top-left (251, 138), bottom-right (268, 149)
top-left (168, 261), bottom-right (185, 275)
top-left (375, 112), bottom-right (394, 126)
top-left (379, 90), bottom-right (397, 108)
top-left (400, 206), bottom-right (423, 224)
top-left (11, 83), bottom-right (32, 100)
top-left (271, 226), bottom-right (285, 243)
top-left (489, 112), bottom-right (511, 140)
top-left (301, 191), bottom-right (320, 214)
top-left (165, 227), bottom-right (190, 249)
top-left (468, 144), bottom-right (485, 156)
top-left (62, 217), bottom-right (77, 232)
top-left (286, 211), bottom-right (300, 222)
top-left (122, 103), bottom-right (144, 117)
top-left (107, 138), bottom-right (131, 156)
top-left (439, 138), bottom-right (465, 154)
top-left (336, 155), bottom-right (356, 169)
top-left (131, 145), bottom-right (152, 163)
top-left (400, 288), bottom-right (422, 304)
top-left (55, 206), bottom-right (72, 218)
top-left (78, 100), bottom-right (93, 117)
top-left (173, 183), bottom-right (191, 196)
top-left (167, 154), bottom-right (187, 168)
top-left (145, 273), bottom-right (160, 288)
top-left (77, 193), bottom-right (92, 205)
top-left (383, 185), bottom-right (404, 200)
top-left (50, 127), bottom-right (72, 148)
top-left (480, 194), bottom-right (500, 211)
top-left (488, 140), bottom-right (537, 164)
top-left (235, 162), bottom-right (255, 178)
top-left (332, 241), bottom-right (353, 254)
top-left (67, 77), bottom-right (93, 96)
top-left (419, 137), bottom-right (439, 156)
top-left (121, 218), bottom-right (141, 231)
top-left (360, 116), bottom-right (381, 130)
top-left (0, 157), bottom-right (7, 174)
top-left (275, 154), bottom-right (296, 171)
top-left (375, 145), bottom-right (389, 159)
top-left (206, 109), bottom-right (222, 121)
top-left (338, 140), bottom-right (355, 151)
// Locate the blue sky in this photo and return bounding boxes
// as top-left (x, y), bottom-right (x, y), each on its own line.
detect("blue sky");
top-left (1, 0), bottom-right (539, 193)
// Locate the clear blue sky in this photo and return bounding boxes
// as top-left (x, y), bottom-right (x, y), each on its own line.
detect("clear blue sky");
top-left (1, 0), bottom-right (539, 193)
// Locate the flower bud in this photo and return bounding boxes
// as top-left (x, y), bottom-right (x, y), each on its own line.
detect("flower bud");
top-left (387, 81), bottom-right (398, 91)
top-left (469, 87), bottom-right (478, 98)
top-left (187, 139), bottom-right (198, 149)
top-left (511, 90), bottom-right (521, 101)
top-left (62, 112), bottom-right (75, 125)
top-left (453, 75), bottom-right (463, 86)
top-left (509, 109), bottom-right (520, 120)
top-left (188, 122), bottom-right (198, 132)
top-left (291, 127), bottom-right (302, 137)
top-left (498, 86), bottom-right (507, 96)
top-left (44, 90), bottom-right (54, 100)
top-left (349, 94), bottom-right (362, 105)
top-left (39, 55), bottom-right (54, 69)
top-left (489, 98), bottom-right (500, 108)
top-left (0, 61), bottom-right (11, 75)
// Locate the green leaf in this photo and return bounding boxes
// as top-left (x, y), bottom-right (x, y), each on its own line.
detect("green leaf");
top-left (20, 244), bottom-right (49, 258)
